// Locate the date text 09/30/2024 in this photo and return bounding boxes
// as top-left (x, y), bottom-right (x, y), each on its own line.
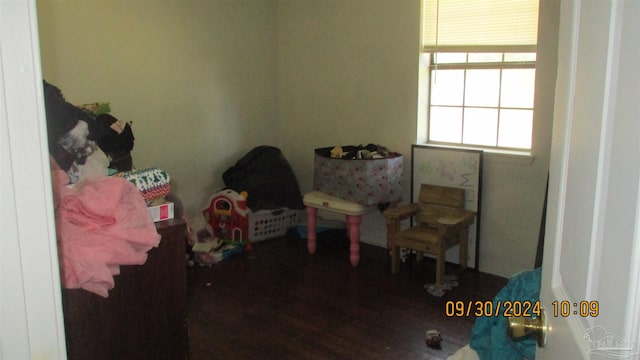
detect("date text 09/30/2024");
top-left (444, 300), bottom-right (600, 318)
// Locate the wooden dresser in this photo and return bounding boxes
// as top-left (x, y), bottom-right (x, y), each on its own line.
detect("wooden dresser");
top-left (61, 218), bottom-right (189, 359)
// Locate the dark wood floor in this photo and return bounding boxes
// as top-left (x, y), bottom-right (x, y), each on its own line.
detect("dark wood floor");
top-left (187, 230), bottom-right (507, 360)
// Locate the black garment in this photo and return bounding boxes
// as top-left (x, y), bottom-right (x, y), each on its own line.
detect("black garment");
top-left (223, 146), bottom-right (304, 211)
top-left (96, 113), bottom-right (135, 171)
top-left (43, 80), bottom-right (103, 171)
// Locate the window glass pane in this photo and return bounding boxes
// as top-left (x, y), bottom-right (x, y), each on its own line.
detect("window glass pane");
top-left (463, 108), bottom-right (498, 146)
top-left (434, 53), bottom-right (467, 64)
top-left (501, 69), bottom-right (536, 108)
top-left (504, 52), bottom-right (536, 62)
top-left (431, 69), bottom-right (464, 106)
top-left (498, 109), bottom-right (533, 148)
top-left (468, 53), bottom-right (502, 63)
top-left (465, 69), bottom-right (500, 107)
top-left (429, 106), bottom-right (463, 143)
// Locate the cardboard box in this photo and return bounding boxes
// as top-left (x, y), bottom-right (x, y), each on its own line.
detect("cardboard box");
top-left (313, 146), bottom-right (404, 205)
top-left (148, 200), bottom-right (174, 222)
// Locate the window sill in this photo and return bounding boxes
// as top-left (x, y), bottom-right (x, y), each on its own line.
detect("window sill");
top-left (423, 143), bottom-right (535, 166)
top-left (483, 150), bottom-right (534, 166)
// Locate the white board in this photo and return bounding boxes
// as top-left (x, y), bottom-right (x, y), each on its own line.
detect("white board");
top-left (411, 145), bottom-right (482, 269)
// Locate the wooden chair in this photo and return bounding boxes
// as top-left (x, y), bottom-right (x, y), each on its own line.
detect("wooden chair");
top-left (382, 184), bottom-right (476, 285)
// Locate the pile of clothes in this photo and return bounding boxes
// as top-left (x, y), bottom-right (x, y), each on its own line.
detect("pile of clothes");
top-left (44, 80), bottom-right (159, 297)
top-left (43, 80), bottom-right (135, 184)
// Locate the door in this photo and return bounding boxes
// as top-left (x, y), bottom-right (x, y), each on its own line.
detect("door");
top-left (537, 0), bottom-right (639, 358)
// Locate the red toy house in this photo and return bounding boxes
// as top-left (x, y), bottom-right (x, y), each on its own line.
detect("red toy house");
top-left (203, 189), bottom-right (250, 243)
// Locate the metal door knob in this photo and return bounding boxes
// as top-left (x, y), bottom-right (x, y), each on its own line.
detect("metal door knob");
top-left (507, 307), bottom-right (547, 347)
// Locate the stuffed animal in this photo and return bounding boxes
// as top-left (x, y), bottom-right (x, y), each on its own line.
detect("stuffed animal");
top-left (78, 102), bottom-right (111, 116)
top-left (330, 146), bottom-right (345, 158)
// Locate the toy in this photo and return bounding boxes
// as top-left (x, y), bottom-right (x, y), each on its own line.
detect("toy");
top-left (330, 146), bottom-right (344, 158)
top-left (425, 329), bottom-right (442, 349)
top-left (191, 228), bottom-right (225, 266)
top-left (78, 102), bottom-right (111, 116)
top-left (203, 189), bottom-right (250, 244)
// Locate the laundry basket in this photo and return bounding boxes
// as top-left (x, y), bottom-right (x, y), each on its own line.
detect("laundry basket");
top-left (249, 208), bottom-right (305, 242)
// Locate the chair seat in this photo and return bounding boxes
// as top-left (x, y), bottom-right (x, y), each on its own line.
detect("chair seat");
top-left (392, 225), bottom-right (461, 253)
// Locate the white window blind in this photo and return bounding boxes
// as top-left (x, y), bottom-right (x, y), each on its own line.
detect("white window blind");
top-left (422, 0), bottom-right (539, 52)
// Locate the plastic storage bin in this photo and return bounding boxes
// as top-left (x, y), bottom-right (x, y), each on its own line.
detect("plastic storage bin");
top-left (249, 208), bottom-right (305, 242)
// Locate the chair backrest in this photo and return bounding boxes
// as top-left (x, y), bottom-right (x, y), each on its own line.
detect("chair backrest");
top-left (418, 184), bottom-right (465, 209)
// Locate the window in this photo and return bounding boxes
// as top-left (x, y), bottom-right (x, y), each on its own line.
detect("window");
top-left (429, 52), bottom-right (536, 149)
top-left (421, 0), bottom-right (539, 152)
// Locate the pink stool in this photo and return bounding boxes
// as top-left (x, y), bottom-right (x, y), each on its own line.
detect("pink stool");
top-left (303, 191), bottom-right (377, 266)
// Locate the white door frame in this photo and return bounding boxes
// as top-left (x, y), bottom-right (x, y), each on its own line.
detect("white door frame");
top-left (0, 1), bottom-right (67, 358)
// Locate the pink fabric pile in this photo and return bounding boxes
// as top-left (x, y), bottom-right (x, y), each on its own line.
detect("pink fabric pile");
top-left (51, 166), bottom-right (161, 297)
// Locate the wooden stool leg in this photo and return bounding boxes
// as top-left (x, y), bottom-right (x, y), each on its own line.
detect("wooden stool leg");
top-left (459, 228), bottom-right (468, 270)
top-left (306, 206), bottom-right (318, 254)
top-left (387, 218), bottom-right (400, 273)
top-left (385, 219), bottom-right (399, 250)
top-left (436, 236), bottom-right (446, 285)
top-left (391, 245), bottom-right (400, 274)
top-left (346, 215), bottom-right (361, 266)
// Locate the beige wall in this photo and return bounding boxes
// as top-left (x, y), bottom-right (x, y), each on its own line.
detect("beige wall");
top-left (37, 0), bottom-right (559, 277)
top-left (275, 0), bottom-right (559, 277)
top-left (37, 0), bottom-right (279, 229)
top-left (276, 0), bottom-right (421, 261)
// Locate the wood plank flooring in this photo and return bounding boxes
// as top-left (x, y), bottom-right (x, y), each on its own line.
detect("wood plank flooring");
top-left (187, 230), bottom-right (508, 359)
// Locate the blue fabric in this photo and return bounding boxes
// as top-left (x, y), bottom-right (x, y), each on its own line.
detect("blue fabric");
top-left (470, 268), bottom-right (542, 360)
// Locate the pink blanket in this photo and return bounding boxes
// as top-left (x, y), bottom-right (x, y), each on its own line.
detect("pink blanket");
top-left (52, 168), bottom-right (161, 297)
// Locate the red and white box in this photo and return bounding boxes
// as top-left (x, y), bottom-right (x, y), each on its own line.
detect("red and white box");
top-left (148, 200), bottom-right (175, 222)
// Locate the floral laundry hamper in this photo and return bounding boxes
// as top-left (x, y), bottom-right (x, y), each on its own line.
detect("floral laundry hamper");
top-left (313, 146), bottom-right (403, 206)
